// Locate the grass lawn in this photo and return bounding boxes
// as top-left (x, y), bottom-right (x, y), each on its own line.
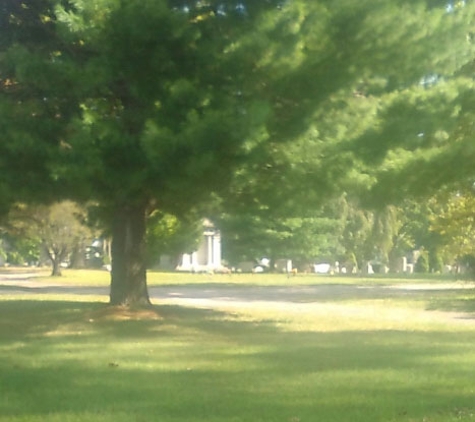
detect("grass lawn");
top-left (1, 271), bottom-right (475, 421)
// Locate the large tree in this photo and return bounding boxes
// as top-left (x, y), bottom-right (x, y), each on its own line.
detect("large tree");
top-left (2, 0), bottom-right (309, 305)
top-left (2, 0), bottom-right (475, 304)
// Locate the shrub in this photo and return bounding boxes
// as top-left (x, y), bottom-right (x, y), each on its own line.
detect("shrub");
top-left (7, 251), bottom-right (25, 266)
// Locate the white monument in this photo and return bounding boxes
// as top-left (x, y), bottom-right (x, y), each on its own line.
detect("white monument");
top-left (176, 220), bottom-right (222, 272)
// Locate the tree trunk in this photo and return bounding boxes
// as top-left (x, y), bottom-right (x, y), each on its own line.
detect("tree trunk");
top-left (44, 244), bottom-right (64, 277)
top-left (51, 258), bottom-right (63, 277)
top-left (110, 203), bottom-right (151, 306)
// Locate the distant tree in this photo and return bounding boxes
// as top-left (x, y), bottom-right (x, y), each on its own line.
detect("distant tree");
top-left (4, 201), bottom-right (93, 276)
top-left (394, 199), bottom-right (448, 272)
top-left (219, 196), bottom-right (346, 269)
top-left (429, 188), bottom-right (475, 266)
top-left (3, 236), bottom-right (41, 266)
top-left (338, 199), bottom-right (374, 271)
top-left (337, 198), bottom-right (407, 271)
top-left (146, 211), bottom-right (203, 268)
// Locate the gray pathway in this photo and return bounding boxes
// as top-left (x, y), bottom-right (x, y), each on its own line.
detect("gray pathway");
top-left (0, 272), bottom-right (473, 305)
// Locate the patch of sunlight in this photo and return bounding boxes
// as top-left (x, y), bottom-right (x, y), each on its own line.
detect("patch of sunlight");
top-left (0, 412), bottom-right (133, 422)
top-left (204, 300), bottom-right (475, 333)
top-left (423, 351), bottom-right (475, 367)
top-left (0, 294), bottom-right (108, 303)
top-left (0, 342), bottom-right (26, 352)
top-left (42, 326), bottom-right (93, 337)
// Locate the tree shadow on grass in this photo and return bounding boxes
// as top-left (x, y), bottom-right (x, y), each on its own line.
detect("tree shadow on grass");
top-left (0, 284), bottom-right (108, 296)
top-left (0, 300), bottom-right (104, 340)
top-left (1, 300), bottom-right (475, 421)
top-left (149, 282), bottom-right (475, 306)
top-left (427, 296), bottom-right (475, 319)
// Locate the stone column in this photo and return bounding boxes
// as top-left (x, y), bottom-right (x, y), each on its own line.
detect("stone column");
top-left (212, 232), bottom-right (221, 268)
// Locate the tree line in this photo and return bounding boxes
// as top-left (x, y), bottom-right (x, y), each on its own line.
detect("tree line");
top-left (2, 189), bottom-right (475, 276)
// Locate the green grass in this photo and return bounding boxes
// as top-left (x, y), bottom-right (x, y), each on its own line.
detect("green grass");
top-left (1, 272), bottom-right (475, 421)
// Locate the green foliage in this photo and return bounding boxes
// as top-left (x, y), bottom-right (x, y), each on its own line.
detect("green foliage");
top-left (146, 211), bottom-right (202, 266)
top-left (39, 0), bottom-right (299, 211)
top-left (219, 202), bottom-right (344, 266)
top-left (459, 254), bottom-right (475, 276)
top-left (415, 251), bottom-right (430, 273)
top-left (7, 237), bottom-right (41, 265)
top-left (339, 199), bottom-right (374, 267)
top-left (429, 189), bottom-right (475, 264)
top-left (0, 242), bottom-right (6, 263)
top-left (429, 249), bottom-right (444, 273)
top-left (6, 251), bottom-right (24, 266)
top-left (6, 0), bottom-right (473, 211)
top-left (3, 201), bottom-right (94, 273)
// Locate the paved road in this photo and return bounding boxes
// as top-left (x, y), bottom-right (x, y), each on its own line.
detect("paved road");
top-left (1, 272), bottom-right (474, 307)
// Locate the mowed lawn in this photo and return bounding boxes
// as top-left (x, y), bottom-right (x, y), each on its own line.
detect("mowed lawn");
top-left (1, 270), bottom-right (475, 422)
